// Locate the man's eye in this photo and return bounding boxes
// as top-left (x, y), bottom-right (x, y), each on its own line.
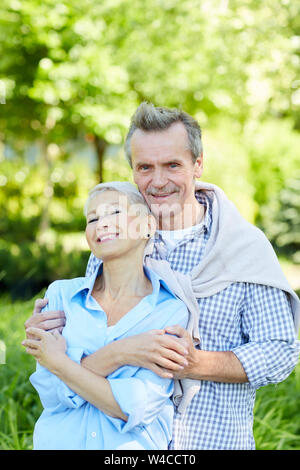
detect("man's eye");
top-left (169, 163), bottom-right (179, 168)
top-left (88, 218), bottom-right (97, 224)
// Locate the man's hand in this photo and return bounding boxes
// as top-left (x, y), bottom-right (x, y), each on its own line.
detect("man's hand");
top-left (24, 298), bottom-right (66, 339)
top-left (22, 327), bottom-right (67, 372)
top-left (165, 325), bottom-right (248, 383)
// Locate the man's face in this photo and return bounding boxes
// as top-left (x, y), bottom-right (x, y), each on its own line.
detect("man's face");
top-left (131, 122), bottom-right (203, 229)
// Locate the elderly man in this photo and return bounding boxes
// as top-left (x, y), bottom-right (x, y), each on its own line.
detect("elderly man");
top-left (25, 103), bottom-right (300, 450)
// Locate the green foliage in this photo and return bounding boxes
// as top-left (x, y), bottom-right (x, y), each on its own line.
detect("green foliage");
top-left (261, 172), bottom-right (300, 263)
top-left (0, 295), bottom-right (42, 450)
top-left (201, 118), bottom-right (256, 222)
top-left (1, 0), bottom-right (300, 148)
top-left (196, 118), bottom-right (300, 225)
top-left (253, 367), bottom-right (300, 450)
top-left (0, 155), bottom-right (95, 298)
top-left (244, 120), bottom-right (300, 224)
top-left (0, 238), bottom-right (90, 299)
top-left (102, 146), bottom-right (134, 184)
top-left (0, 0), bottom-right (299, 271)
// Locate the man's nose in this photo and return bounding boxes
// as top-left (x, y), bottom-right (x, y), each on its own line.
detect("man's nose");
top-left (151, 169), bottom-right (168, 188)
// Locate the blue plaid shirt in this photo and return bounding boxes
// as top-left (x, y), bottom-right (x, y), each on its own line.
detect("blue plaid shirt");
top-left (86, 191), bottom-right (300, 450)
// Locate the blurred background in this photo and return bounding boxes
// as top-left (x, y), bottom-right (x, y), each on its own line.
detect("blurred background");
top-left (0, 0), bottom-right (299, 450)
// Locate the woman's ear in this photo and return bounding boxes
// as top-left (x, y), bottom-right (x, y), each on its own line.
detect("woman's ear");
top-left (146, 214), bottom-right (157, 239)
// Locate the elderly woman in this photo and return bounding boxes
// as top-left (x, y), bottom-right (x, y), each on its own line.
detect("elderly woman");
top-left (22, 182), bottom-right (189, 450)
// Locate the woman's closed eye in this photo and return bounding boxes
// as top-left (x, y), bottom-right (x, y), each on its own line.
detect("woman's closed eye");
top-left (87, 210), bottom-right (121, 224)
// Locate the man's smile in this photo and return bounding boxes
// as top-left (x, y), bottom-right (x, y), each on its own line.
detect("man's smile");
top-left (146, 189), bottom-right (180, 202)
top-left (150, 193), bottom-right (175, 199)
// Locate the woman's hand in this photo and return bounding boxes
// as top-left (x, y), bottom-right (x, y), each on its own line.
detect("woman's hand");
top-left (119, 327), bottom-right (191, 379)
top-left (22, 327), bottom-right (67, 373)
top-left (163, 325), bottom-right (199, 379)
top-left (80, 326), bottom-right (194, 380)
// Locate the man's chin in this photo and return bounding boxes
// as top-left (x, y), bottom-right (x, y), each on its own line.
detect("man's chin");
top-left (149, 205), bottom-right (182, 227)
top-left (147, 193), bottom-right (179, 208)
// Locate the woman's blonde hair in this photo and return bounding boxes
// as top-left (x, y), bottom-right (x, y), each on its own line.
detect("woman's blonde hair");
top-left (84, 181), bottom-right (150, 217)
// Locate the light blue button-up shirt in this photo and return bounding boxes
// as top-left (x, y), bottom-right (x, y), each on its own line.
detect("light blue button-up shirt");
top-left (29, 264), bottom-right (189, 450)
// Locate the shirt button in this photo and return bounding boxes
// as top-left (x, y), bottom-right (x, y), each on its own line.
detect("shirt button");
top-left (91, 432), bottom-right (96, 438)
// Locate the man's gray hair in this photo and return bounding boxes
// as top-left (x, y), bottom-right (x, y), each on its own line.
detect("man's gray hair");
top-left (124, 102), bottom-right (203, 167)
top-left (84, 181), bottom-right (150, 217)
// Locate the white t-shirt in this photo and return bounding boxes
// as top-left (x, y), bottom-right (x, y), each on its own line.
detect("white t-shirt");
top-left (157, 222), bottom-right (204, 252)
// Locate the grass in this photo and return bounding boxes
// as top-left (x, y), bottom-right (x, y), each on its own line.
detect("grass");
top-left (0, 293), bottom-right (299, 450)
top-left (0, 294), bottom-right (44, 450)
top-left (253, 367), bottom-right (300, 449)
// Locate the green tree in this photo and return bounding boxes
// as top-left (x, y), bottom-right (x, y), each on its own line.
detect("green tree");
top-left (1, 0), bottom-right (300, 273)
top-left (261, 172), bottom-right (300, 263)
top-left (2, 0), bottom-right (299, 164)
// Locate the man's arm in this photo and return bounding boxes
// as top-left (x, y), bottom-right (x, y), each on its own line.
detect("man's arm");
top-left (164, 325), bottom-right (248, 382)
top-left (164, 285), bottom-right (300, 386)
top-left (24, 298), bottom-right (66, 339)
top-left (81, 326), bottom-right (248, 383)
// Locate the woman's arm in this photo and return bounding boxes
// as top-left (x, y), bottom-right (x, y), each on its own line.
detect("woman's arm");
top-left (81, 328), bottom-right (190, 378)
top-left (22, 327), bottom-right (127, 421)
top-left (23, 327), bottom-right (173, 433)
top-left (51, 355), bottom-right (128, 421)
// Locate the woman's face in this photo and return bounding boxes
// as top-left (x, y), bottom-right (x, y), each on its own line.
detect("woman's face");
top-left (85, 190), bottom-right (152, 261)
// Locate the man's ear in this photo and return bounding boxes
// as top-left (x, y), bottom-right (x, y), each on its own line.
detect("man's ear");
top-left (194, 152), bottom-right (204, 179)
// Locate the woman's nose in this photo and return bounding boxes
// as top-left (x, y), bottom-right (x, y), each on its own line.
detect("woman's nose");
top-left (96, 216), bottom-right (110, 231)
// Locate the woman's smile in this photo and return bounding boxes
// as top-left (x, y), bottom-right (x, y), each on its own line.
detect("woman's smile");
top-left (96, 232), bottom-right (120, 243)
